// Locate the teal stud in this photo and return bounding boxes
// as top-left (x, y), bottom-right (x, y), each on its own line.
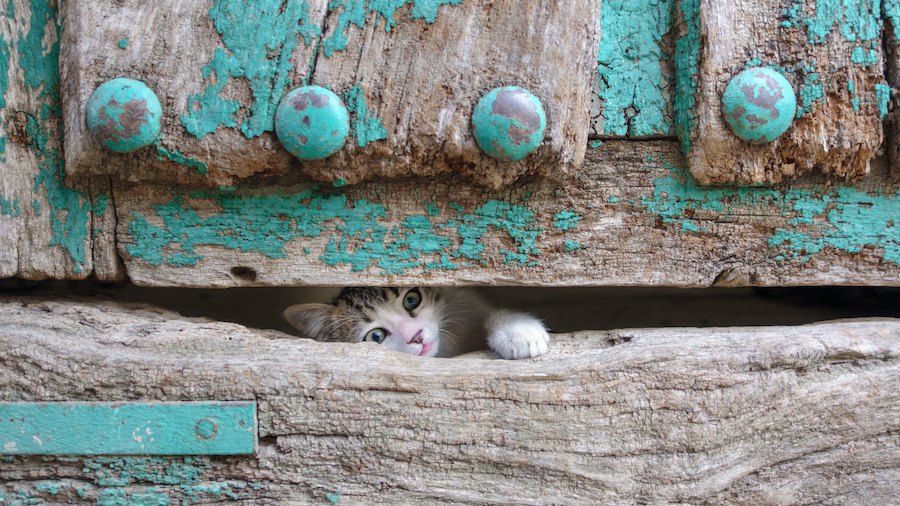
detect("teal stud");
top-left (275, 86), bottom-right (350, 160)
top-left (472, 86), bottom-right (546, 161)
top-left (86, 78), bottom-right (162, 152)
top-left (195, 417), bottom-right (218, 440)
top-left (722, 67), bottom-right (797, 144)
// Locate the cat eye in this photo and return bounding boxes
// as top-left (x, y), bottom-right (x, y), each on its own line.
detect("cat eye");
top-left (403, 288), bottom-right (422, 311)
top-left (364, 328), bottom-right (387, 343)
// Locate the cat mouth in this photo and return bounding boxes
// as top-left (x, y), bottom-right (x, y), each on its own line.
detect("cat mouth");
top-left (419, 341), bottom-right (433, 356)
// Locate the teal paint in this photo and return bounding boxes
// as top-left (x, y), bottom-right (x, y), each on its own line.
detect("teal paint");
top-left (564, 240), bottom-right (582, 252)
top-left (19, 0), bottom-right (92, 273)
top-left (94, 194), bottom-right (109, 216)
top-left (32, 199), bottom-right (41, 215)
top-left (126, 190), bottom-right (551, 274)
top-left (181, 0), bottom-right (321, 139)
top-left (0, 402), bottom-right (256, 455)
top-left (18, 0), bottom-right (59, 100)
top-left (72, 457), bottom-right (263, 504)
top-left (274, 86), bottom-right (350, 160)
top-left (117, 38), bottom-right (129, 49)
top-left (321, 0), bottom-right (463, 57)
top-left (6, 0), bottom-right (12, 18)
top-left (552, 210), bottom-right (582, 231)
top-left (0, 196), bottom-right (20, 217)
top-left (471, 86), bottom-right (546, 162)
top-left (0, 33), bottom-right (9, 157)
top-left (155, 145), bottom-right (209, 174)
top-left (424, 202), bottom-right (440, 216)
top-left (332, 178), bottom-right (348, 187)
top-left (781, 1), bottom-right (882, 69)
top-left (875, 83), bottom-right (892, 118)
top-left (34, 482), bottom-right (62, 495)
top-left (596, 0), bottom-right (674, 137)
top-left (344, 84), bottom-right (388, 147)
top-left (848, 79), bottom-right (860, 111)
top-left (721, 67), bottom-right (796, 143)
top-left (589, 139), bottom-right (604, 149)
top-left (87, 78), bottom-right (162, 153)
top-left (642, 160), bottom-right (900, 266)
top-left (325, 492), bottom-right (341, 503)
top-left (673, 0), bottom-right (700, 154)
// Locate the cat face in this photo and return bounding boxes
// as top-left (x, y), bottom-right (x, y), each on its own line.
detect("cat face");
top-left (283, 287), bottom-right (444, 357)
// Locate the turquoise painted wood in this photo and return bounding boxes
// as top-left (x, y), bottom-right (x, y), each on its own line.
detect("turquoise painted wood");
top-left (86, 78), bottom-right (162, 153)
top-left (721, 67), bottom-right (796, 144)
top-left (0, 402), bottom-right (256, 455)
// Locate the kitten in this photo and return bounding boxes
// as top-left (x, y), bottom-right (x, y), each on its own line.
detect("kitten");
top-left (283, 287), bottom-right (550, 359)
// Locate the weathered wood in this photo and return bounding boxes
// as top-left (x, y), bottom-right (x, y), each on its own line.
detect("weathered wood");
top-left (114, 141), bottom-right (900, 287)
top-left (591, 0), bottom-right (674, 139)
top-left (883, 1), bottom-right (900, 176)
top-left (62, 0), bottom-right (600, 189)
top-left (683, 0), bottom-right (888, 185)
top-left (0, 298), bottom-right (897, 503)
top-left (0, 0), bottom-right (96, 279)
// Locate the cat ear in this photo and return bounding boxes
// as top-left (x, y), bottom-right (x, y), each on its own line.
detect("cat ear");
top-left (283, 303), bottom-right (339, 341)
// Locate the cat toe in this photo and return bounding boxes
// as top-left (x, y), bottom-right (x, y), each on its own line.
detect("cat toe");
top-left (489, 323), bottom-right (550, 360)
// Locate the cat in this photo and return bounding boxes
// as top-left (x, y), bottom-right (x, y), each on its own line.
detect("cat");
top-left (283, 287), bottom-right (550, 359)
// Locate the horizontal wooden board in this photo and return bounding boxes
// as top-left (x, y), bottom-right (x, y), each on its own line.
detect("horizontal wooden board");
top-left (0, 298), bottom-right (897, 503)
top-left (0, 402), bottom-right (256, 455)
top-left (114, 140), bottom-right (900, 287)
top-left (61, 0), bottom-right (600, 189)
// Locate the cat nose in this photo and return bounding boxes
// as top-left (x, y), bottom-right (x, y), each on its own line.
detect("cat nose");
top-left (407, 329), bottom-right (424, 345)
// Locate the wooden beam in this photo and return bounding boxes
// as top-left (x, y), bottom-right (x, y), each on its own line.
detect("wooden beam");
top-left (114, 141), bottom-right (900, 287)
top-left (0, 298), bottom-right (897, 503)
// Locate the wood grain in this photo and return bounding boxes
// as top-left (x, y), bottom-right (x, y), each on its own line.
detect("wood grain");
top-left (0, 297), bottom-right (897, 503)
top-left (687, 0), bottom-right (886, 185)
top-left (115, 141), bottom-right (900, 288)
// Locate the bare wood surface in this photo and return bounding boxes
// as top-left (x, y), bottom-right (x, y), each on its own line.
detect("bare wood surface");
top-left (0, 297), bottom-right (897, 504)
top-left (62, 0), bottom-right (600, 189)
top-left (114, 141), bottom-right (900, 288)
top-left (688, 1), bottom-right (886, 185)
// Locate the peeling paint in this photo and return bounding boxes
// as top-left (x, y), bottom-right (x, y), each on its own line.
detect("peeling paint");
top-left (596, 0), bottom-right (674, 137)
top-left (155, 145), bottom-right (209, 174)
top-left (552, 210), bottom-right (582, 231)
top-left (343, 84), bottom-right (388, 147)
top-left (181, 0), bottom-right (322, 139)
top-left (322, 0), bottom-right (463, 57)
top-left (642, 160), bottom-right (900, 266)
top-left (17, 1), bottom-right (92, 272)
top-left (127, 190), bottom-right (556, 274)
top-left (673, 0), bottom-right (699, 154)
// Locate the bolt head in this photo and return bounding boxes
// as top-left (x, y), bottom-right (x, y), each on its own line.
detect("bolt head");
top-left (722, 67), bottom-right (797, 144)
top-left (275, 86), bottom-right (350, 160)
top-left (86, 78), bottom-right (162, 152)
top-left (472, 86), bottom-right (546, 162)
top-left (195, 417), bottom-right (218, 440)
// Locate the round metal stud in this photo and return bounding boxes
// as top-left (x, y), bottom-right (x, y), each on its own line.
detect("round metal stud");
top-left (86, 78), bottom-right (162, 152)
top-left (195, 417), bottom-right (218, 440)
top-left (722, 67), bottom-right (797, 144)
top-left (471, 86), bottom-right (546, 162)
top-left (275, 86), bottom-right (350, 160)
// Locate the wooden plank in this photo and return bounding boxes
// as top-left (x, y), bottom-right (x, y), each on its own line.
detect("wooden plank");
top-left (114, 141), bottom-right (900, 288)
top-left (682, 0), bottom-right (888, 185)
top-left (591, 0), bottom-right (675, 139)
top-left (0, 402), bottom-right (256, 456)
top-left (0, 0), bottom-right (95, 279)
top-left (0, 298), bottom-right (897, 503)
top-left (62, 0), bottom-right (601, 190)
top-left (883, 0), bottom-right (900, 177)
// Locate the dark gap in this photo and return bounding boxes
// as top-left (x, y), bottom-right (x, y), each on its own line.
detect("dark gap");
top-left (0, 280), bottom-right (897, 335)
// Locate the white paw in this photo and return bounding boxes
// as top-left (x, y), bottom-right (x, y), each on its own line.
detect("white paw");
top-left (488, 319), bottom-right (550, 360)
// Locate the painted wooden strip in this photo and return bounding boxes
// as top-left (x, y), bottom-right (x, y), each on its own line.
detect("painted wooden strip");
top-left (591, 0), bottom-right (675, 138)
top-left (0, 401), bottom-right (256, 455)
